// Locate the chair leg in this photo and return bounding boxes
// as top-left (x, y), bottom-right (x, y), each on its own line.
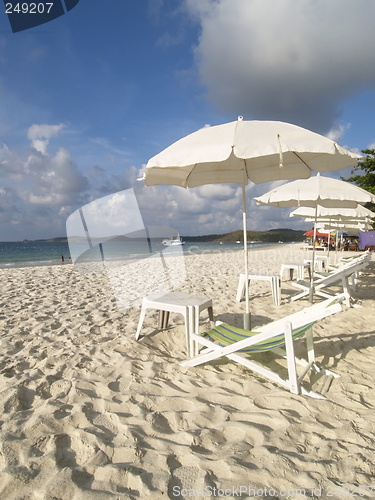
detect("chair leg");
top-left (236, 274), bottom-right (245, 301)
top-left (305, 327), bottom-right (315, 364)
top-left (290, 288), bottom-right (309, 302)
top-left (284, 321), bottom-right (299, 395)
top-left (341, 277), bottom-right (352, 307)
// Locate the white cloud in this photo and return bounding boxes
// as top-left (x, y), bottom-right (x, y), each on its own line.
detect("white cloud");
top-left (27, 123), bottom-right (66, 154)
top-left (196, 183), bottom-right (236, 200)
top-left (27, 123), bottom-right (65, 141)
top-left (326, 123), bottom-right (350, 142)
top-left (184, 0), bottom-right (375, 133)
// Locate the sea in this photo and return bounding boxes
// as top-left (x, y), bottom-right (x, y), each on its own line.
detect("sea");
top-left (0, 239), bottom-right (279, 269)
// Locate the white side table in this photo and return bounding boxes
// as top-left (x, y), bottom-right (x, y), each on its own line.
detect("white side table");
top-left (280, 262), bottom-right (311, 281)
top-left (135, 291), bottom-right (214, 357)
top-left (236, 273), bottom-right (280, 306)
top-left (304, 255), bottom-right (328, 272)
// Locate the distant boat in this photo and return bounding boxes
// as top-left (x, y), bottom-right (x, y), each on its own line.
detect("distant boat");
top-left (278, 241), bottom-right (283, 244)
top-left (236, 240), bottom-right (241, 243)
top-left (162, 235), bottom-right (185, 246)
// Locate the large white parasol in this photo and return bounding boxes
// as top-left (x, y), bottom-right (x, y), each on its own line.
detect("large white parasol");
top-left (142, 118), bottom-right (360, 326)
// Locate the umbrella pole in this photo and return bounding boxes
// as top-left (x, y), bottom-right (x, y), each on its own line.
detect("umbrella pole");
top-left (242, 168), bottom-right (251, 330)
top-left (327, 218), bottom-right (331, 267)
top-left (309, 206), bottom-right (318, 303)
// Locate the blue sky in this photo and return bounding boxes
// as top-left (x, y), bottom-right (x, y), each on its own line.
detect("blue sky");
top-left (1, 0), bottom-right (375, 241)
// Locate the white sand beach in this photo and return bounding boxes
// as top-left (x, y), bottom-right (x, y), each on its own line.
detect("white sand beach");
top-left (1, 244), bottom-right (375, 499)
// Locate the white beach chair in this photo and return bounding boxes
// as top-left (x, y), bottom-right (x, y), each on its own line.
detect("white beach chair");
top-left (181, 296), bottom-right (345, 399)
top-left (291, 258), bottom-right (369, 305)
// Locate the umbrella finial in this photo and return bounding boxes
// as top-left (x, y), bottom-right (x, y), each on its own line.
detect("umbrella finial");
top-left (238, 116), bottom-right (243, 121)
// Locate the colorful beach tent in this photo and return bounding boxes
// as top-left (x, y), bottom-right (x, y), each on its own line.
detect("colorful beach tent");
top-left (358, 231), bottom-right (375, 250)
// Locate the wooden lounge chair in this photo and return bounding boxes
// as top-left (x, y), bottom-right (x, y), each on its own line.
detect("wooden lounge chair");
top-left (181, 296), bottom-right (345, 399)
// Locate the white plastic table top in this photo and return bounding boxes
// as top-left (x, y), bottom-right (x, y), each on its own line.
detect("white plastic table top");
top-left (138, 291), bottom-right (212, 310)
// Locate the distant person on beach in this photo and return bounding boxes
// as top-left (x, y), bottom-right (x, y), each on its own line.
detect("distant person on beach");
top-left (61, 255), bottom-right (64, 264)
top-left (68, 257), bottom-right (71, 263)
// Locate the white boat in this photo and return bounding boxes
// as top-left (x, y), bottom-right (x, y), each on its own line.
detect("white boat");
top-left (162, 235), bottom-right (185, 246)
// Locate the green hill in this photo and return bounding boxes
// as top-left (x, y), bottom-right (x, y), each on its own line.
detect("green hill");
top-left (183, 228), bottom-right (306, 243)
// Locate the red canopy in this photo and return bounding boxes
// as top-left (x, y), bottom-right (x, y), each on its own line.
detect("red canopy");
top-left (304, 229), bottom-right (329, 238)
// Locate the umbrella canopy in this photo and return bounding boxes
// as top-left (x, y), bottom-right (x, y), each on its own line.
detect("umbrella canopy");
top-left (144, 118), bottom-right (360, 187)
top-left (254, 173), bottom-right (375, 209)
top-left (142, 118), bottom-right (361, 325)
top-left (319, 220), bottom-right (373, 232)
top-left (304, 229), bottom-right (330, 238)
top-left (290, 205), bottom-right (375, 220)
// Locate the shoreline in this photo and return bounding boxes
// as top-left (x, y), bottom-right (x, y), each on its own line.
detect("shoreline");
top-left (0, 240), bottom-right (283, 270)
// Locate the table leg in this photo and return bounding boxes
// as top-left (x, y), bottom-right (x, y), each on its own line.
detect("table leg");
top-left (136, 304), bottom-right (147, 340)
top-left (208, 306), bottom-right (214, 327)
top-left (158, 310), bottom-right (164, 330)
top-left (272, 277), bottom-right (281, 306)
top-left (162, 311), bottom-right (170, 329)
top-left (193, 305), bottom-right (200, 357)
top-left (185, 306), bottom-right (193, 358)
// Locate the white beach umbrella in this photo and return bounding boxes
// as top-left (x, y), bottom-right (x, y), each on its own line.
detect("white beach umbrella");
top-left (255, 174), bottom-right (375, 301)
top-left (289, 205), bottom-right (375, 220)
top-left (254, 174), bottom-right (374, 209)
top-left (142, 118), bottom-right (360, 326)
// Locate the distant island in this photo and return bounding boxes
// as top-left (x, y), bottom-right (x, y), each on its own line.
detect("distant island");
top-left (30, 228), bottom-right (307, 244)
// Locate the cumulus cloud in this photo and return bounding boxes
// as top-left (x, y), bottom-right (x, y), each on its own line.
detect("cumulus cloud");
top-left (0, 123), bottom-right (145, 240)
top-left (27, 123), bottom-right (66, 141)
top-left (27, 123), bottom-right (66, 154)
top-left (184, 0), bottom-right (375, 134)
top-left (196, 183), bottom-right (236, 200)
top-left (21, 135), bottom-right (89, 206)
top-left (0, 124), bottom-right (94, 239)
top-left (134, 178), bottom-right (304, 236)
top-left (326, 123), bottom-right (350, 143)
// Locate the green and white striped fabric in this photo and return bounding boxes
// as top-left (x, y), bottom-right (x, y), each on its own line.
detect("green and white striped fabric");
top-left (202, 322), bottom-right (316, 353)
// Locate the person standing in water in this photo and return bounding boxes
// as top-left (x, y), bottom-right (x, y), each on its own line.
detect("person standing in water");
top-left (61, 255), bottom-right (64, 265)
